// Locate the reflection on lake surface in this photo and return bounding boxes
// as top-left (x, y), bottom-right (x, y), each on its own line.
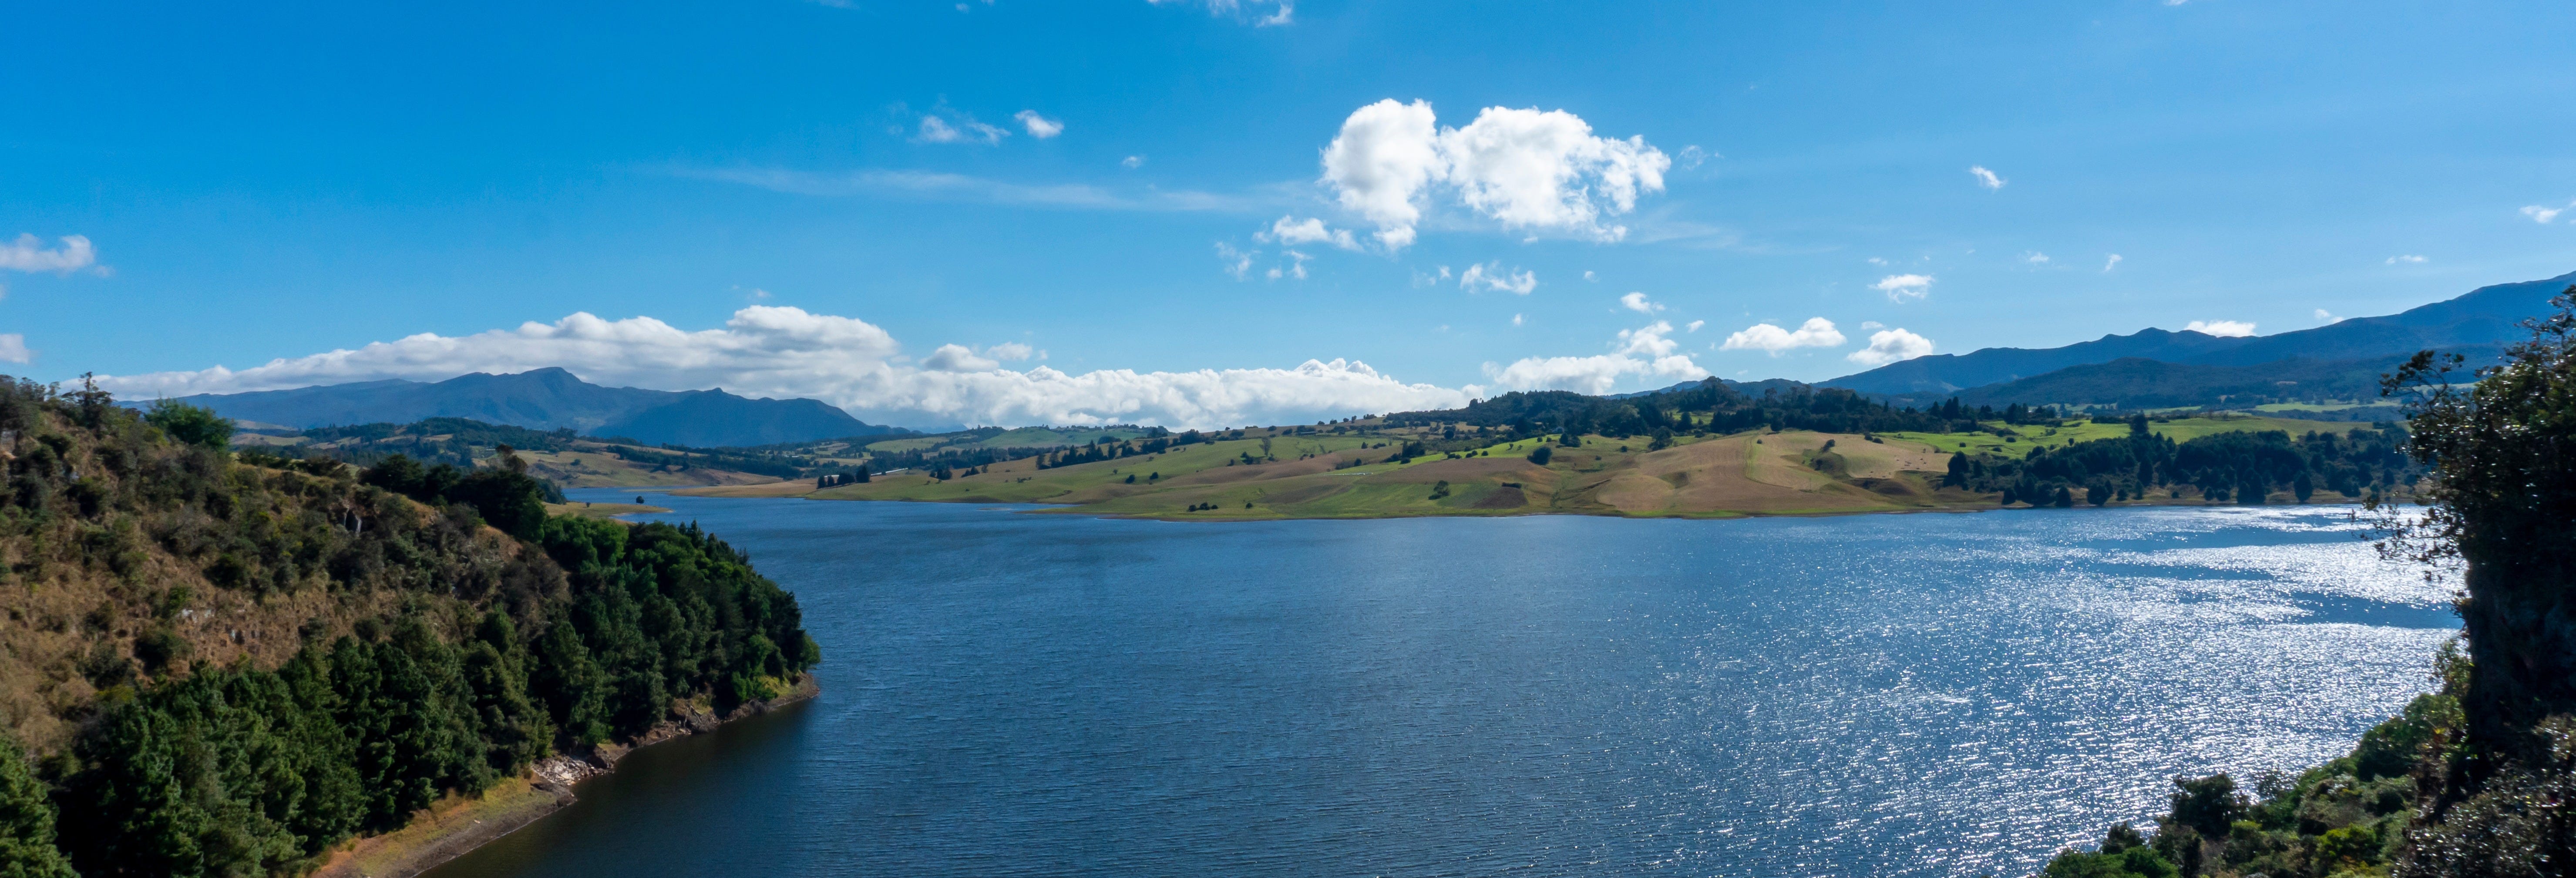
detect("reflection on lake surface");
top-left (431, 496), bottom-right (2454, 878)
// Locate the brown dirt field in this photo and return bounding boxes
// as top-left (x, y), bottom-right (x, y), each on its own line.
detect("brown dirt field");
top-left (1621, 434), bottom-right (1898, 515)
top-left (1592, 471), bottom-right (1679, 512)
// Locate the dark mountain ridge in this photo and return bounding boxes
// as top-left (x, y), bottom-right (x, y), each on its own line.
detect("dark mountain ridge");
top-left (162, 367), bottom-right (902, 448)
top-left (1823, 270), bottom-right (2576, 394)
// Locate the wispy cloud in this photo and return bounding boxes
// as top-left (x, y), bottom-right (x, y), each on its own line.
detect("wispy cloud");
top-left (1969, 166), bottom-right (2005, 189)
top-left (1619, 291), bottom-right (1663, 313)
top-left (1872, 273), bottom-right (1933, 302)
top-left (1215, 242), bottom-right (1254, 280)
top-left (1014, 110), bottom-right (1064, 139)
top-left (2386, 254), bottom-right (2427, 265)
top-left (1149, 0), bottom-right (1293, 26)
top-left (2185, 319), bottom-right (2257, 337)
top-left (915, 114), bottom-right (1009, 145)
top-left (672, 166), bottom-right (1269, 213)
top-left (1258, 215), bottom-right (1359, 250)
top-left (2522, 202), bottom-right (2570, 224)
top-left (2103, 253), bottom-right (2122, 272)
top-left (1459, 262), bottom-right (1537, 294)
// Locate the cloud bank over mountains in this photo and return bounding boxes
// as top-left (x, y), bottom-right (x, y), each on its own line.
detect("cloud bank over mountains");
top-left (95, 306), bottom-right (1481, 430)
top-left (90, 302), bottom-right (1944, 430)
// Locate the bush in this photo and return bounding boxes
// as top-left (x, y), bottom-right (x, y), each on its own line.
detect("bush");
top-left (142, 400), bottom-right (234, 450)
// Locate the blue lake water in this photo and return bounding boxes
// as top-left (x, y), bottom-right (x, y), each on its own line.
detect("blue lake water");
top-left (430, 495), bottom-right (2456, 878)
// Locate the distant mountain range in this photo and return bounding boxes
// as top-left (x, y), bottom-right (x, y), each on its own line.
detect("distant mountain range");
top-left (166, 367), bottom-right (904, 448)
top-left (1823, 270), bottom-right (2575, 398)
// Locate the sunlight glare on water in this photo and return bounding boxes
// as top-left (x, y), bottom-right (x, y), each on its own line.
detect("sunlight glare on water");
top-left (432, 498), bottom-right (2455, 878)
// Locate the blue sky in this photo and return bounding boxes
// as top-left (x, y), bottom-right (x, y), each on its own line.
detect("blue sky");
top-left (8, 0), bottom-right (2576, 427)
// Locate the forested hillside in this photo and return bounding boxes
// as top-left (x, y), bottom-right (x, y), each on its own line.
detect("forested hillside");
top-left (0, 380), bottom-right (817, 878)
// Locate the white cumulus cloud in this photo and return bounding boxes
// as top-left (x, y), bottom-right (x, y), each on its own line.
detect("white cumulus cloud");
top-left (1846, 328), bottom-right (1934, 367)
top-left (0, 235), bottom-right (98, 273)
top-left (1458, 262), bottom-right (1537, 294)
top-left (1970, 166), bottom-right (2006, 189)
top-left (95, 306), bottom-right (1470, 430)
top-left (2185, 320), bottom-right (2257, 337)
top-left (1721, 318), bottom-right (1845, 354)
top-left (0, 335), bottom-right (30, 365)
top-left (1258, 215), bottom-right (1359, 250)
top-left (1873, 273), bottom-right (1933, 302)
top-left (1482, 321), bottom-right (1707, 395)
top-left (1013, 110), bottom-right (1064, 138)
top-left (986, 342), bottom-right (1037, 361)
top-left (2523, 203), bottom-right (2568, 224)
top-left (1619, 291), bottom-right (1662, 313)
top-left (1320, 99), bottom-right (1670, 250)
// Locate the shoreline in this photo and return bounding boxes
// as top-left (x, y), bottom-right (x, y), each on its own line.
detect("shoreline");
top-left (310, 674), bottom-right (820, 878)
top-left (640, 484), bottom-right (2394, 524)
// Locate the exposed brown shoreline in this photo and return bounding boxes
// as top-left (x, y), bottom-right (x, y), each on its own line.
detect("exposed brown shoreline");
top-left (311, 674), bottom-right (820, 878)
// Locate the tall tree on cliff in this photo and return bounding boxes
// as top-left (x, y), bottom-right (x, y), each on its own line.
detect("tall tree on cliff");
top-left (2376, 288), bottom-right (2576, 875)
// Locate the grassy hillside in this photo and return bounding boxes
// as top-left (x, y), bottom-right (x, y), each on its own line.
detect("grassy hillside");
top-left (1879, 413), bottom-right (2377, 458)
top-left (724, 414), bottom-right (2401, 520)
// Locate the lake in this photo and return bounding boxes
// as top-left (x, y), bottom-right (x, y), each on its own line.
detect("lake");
top-left (430, 494), bottom-right (2456, 878)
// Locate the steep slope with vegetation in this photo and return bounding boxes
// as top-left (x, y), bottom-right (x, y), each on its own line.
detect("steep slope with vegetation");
top-left (0, 382), bottom-right (817, 877)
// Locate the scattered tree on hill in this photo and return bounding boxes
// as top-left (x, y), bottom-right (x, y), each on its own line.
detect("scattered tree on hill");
top-left (142, 399), bottom-right (234, 450)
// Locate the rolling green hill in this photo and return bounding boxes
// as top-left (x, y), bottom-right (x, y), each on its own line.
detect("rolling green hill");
top-left (730, 413), bottom-right (2411, 520)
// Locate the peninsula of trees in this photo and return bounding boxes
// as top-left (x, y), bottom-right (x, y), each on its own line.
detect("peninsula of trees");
top-left (0, 381), bottom-right (818, 877)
